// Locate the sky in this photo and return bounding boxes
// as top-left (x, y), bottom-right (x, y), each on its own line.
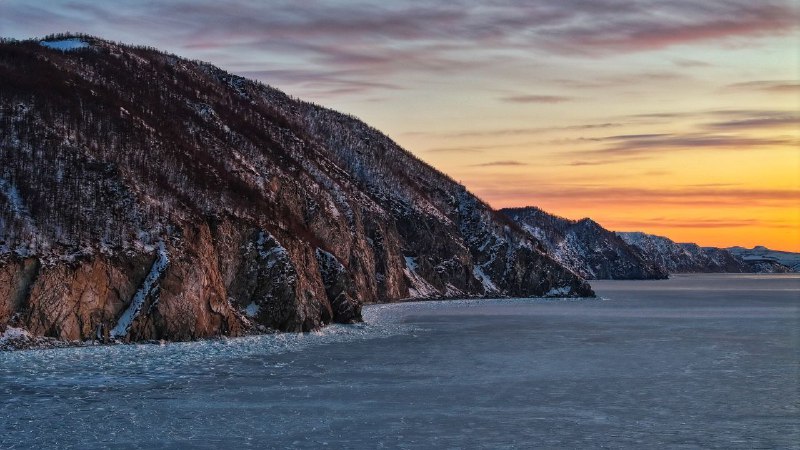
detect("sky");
top-left (1, 0), bottom-right (798, 251)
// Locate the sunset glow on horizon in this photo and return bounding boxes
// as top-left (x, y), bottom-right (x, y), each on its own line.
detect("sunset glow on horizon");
top-left (2, 0), bottom-right (798, 250)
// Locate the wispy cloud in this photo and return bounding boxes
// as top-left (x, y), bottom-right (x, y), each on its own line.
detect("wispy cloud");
top-left (559, 109), bottom-right (800, 162)
top-left (671, 58), bottom-right (713, 68)
top-left (476, 184), bottom-right (800, 208)
top-left (470, 160), bottom-right (528, 167)
top-left (422, 122), bottom-right (624, 139)
top-left (725, 80), bottom-right (800, 93)
top-left (610, 217), bottom-right (794, 229)
top-left (552, 71), bottom-right (688, 89)
top-left (540, 1), bottom-right (799, 54)
top-left (566, 156), bottom-right (649, 166)
top-left (501, 95), bottom-right (573, 104)
top-left (1, 0), bottom-right (796, 98)
top-left (425, 146), bottom-right (486, 154)
top-left (581, 134), bottom-right (796, 158)
top-left (705, 114), bottom-right (800, 130)
top-left (237, 69), bottom-right (405, 96)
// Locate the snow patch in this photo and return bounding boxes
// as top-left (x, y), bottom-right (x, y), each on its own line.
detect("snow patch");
top-left (255, 231), bottom-right (290, 268)
top-left (110, 241), bottom-right (169, 339)
top-left (40, 39), bottom-right (90, 51)
top-left (544, 286), bottom-right (571, 297)
top-left (244, 302), bottom-right (260, 317)
top-left (402, 256), bottom-right (439, 298)
top-left (0, 326), bottom-right (31, 344)
top-left (0, 177), bottom-right (26, 216)
top-left (472, 265), bottom-right (498, 293)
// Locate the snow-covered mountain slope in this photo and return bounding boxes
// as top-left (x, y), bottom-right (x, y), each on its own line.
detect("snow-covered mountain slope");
top-left (617, 232), bottom-right (792, 274)
top-left (727, 246), bottom-right (800, 272)
top-left (502, 207), bottom-right (668, 280)
top-left (0, 35), bottom-right (592, 345)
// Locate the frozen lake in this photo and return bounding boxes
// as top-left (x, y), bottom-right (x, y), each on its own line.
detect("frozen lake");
top-left (1, 274), bottom-right (798, 448)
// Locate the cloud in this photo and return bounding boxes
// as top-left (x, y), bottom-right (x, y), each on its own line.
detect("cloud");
top-left (237, 68), bottom-right (405, 96)
top-left (623, 108), bottom-right (800, 125)
top-left (671, 58), bottom-right (713, 67)
top-left (422, 122), bottom-right (624, 139)
top-left (566, 156), bottom-right (648, 166)
top-left (475, 184), bottom-right (800, 209)
top-left (540, 1), bottom-right (800, 54)
top-left (1, 0), bottom-right (797, 100)
top-left (725, 80), bottom-right (800, 93)
top-left (501, 95), bottom-right (573, 104)
top-left (425, 146), bottom-right (485, 154)
top-left (705, 114), bottom-right (800, 131)
top-left (585, 134), bottom-right (796, 158)
top-left (559, 109), bottom-right (800, 162)
top-left (469, 160), bottom-right (528, 167)
top-left (552, 71), bottom-right (688, 89)
top-left (610, 217), bottom-right (794, 229)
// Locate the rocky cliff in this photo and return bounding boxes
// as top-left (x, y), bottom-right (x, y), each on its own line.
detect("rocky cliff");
top-left (0, 35), bottom-right (592, 346)
top-left (502, 207), bottom-right (668, 280)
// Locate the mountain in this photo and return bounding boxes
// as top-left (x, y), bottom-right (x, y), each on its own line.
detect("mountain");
top-left (502, 207), bottom-right (668, 280)
top-left (617, 232), bottom-right (792, 273)
top-left (502, 207), bottom-right (794, 277)
top-left (727, 246), bottom-right (800, 272)
top-left (0, 35), bottom-right (592, 346)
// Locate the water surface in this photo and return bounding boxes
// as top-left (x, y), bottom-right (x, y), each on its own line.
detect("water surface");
top-left (1, 274), bottom-right (798, 448)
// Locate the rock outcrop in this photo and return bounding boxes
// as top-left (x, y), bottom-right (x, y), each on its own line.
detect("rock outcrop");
top-left (0, 35), bottom-right (592, 346)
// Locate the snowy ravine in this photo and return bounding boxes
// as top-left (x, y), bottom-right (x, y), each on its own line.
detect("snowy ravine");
top-left (110, 242), bottom-right (169, 339)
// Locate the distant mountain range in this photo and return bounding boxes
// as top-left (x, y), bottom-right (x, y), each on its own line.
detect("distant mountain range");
top-left (501, 207), bottom-right (795, 279)
top-left (616, 232), bottom-right (792, 274)
top-left (727, 246), bottom-right (800, 272)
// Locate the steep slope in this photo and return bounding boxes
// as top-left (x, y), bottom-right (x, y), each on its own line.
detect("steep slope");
top-left (502, 207), bottom-right (668, 280)
top-left (0, 35), bottom-right (592, 344)
top-left (617, 232), bottom-right (791, 273)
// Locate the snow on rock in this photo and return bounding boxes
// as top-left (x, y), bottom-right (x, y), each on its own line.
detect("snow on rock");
top-left (40, 39), bottom-right (90, 51)
top-left (728, 246), bottom-right (800, 272)
top-left (472, 265), bottom-right (499, 294)
top-left (544, 286), bottom-right (571, 297)
top-left (0, 177), bottom-right (25, 215)
top-left (244, 302), bottom-right (260, 317)
top-left (403, 256), bottom-right (439, 298)
top-left (617, 231), bottom-right (761, 273)
top-left (504, 207), bottom-right (667, 280)
top-left (0, 326), bottom-right (32, 348)
top-left (110, 241), bottom-right (169, 339)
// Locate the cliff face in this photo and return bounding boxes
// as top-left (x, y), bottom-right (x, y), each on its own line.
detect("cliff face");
top-left (502, 207), bottom-right (668, 280)
top-left (0, 36), bottom-right (592, 345)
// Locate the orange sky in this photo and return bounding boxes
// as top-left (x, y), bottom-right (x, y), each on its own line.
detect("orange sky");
top-left (3, 0), bottom-right (799, 250)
